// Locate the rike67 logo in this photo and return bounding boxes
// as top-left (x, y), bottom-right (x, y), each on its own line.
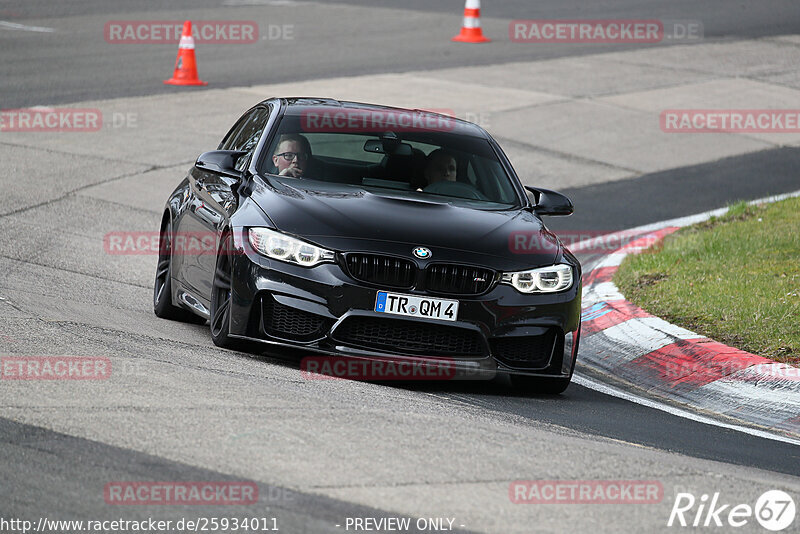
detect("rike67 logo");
top-left (668, 490), bottom-right (796, 531)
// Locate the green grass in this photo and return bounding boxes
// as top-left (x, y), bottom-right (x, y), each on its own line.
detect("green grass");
top-left (614, 196), bottom-right (800, 365)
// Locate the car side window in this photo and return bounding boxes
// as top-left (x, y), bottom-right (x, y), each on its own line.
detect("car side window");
top-left (219, 106), bottom-right (272, 169)
top-left (219, 115), bottom-right (248, 151)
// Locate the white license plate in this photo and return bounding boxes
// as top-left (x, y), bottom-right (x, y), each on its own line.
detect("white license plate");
top-left (374, 291), bottom-right (459, 322)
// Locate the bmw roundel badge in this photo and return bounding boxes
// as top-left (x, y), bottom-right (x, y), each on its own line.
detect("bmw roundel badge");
top-left (413, 247), bottom-right (431, 259)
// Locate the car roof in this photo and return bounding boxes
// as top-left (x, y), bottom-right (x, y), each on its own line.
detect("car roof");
top-left (261, 97), bottom-right (491, 139)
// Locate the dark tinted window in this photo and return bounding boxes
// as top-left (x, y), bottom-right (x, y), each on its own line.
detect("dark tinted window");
top-left (219, 106), bottom-right (272, 169)
top-left (259, 112), bottom-right (521, 209)
top-left (219, 114), bottom-right (248, 151)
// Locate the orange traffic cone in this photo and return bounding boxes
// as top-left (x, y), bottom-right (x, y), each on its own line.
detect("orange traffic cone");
top-left (164, 21), bottom-right (207, 86)
top-left (452, 0), bottom-right (490, 43)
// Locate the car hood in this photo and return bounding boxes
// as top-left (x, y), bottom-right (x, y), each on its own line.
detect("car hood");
top-left (249, 177), bottom-right (561, 270)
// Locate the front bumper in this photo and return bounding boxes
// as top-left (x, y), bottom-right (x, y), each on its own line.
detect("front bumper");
top-left (227, 233), bottom-right (581, 380)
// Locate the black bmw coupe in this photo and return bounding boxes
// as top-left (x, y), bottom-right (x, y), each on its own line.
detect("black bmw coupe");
top-left (154, 98), bottom-right (581, 393)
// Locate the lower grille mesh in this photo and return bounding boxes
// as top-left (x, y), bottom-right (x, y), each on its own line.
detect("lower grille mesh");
top-left (333, 316), bottom-right (483, 356)
top-left (490, 329), bottom-right (558, 369)
top-left (261, 296), bottom-right (331, 341)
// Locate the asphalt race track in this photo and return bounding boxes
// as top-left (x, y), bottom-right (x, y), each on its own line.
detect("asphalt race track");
top-left (1, 2), bottom-right (800, 533)
top-left (3, 0), bottom-right (800, 107)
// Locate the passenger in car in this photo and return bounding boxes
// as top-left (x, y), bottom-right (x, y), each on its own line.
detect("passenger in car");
top-left (424, 149), bottom-right (457, 185)
top-left (272, 134), bottom-right (312, 178)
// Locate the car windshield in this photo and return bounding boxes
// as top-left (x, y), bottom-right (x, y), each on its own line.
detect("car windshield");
top-left (258, 109), bottom-right (522, 209)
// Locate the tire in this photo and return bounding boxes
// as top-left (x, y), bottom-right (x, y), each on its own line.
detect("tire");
top-left (210, 232), bottom-right (247, 350)
top-left (510, 374), bottom-right (571, 395)
top-left (153, 218), bottom-right (206, 323)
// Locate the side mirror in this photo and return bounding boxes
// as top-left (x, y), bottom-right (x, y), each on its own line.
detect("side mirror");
top-left (524, 186), bottom-right (574, 216)
top-left (195, 150), bottom-right (247, 179)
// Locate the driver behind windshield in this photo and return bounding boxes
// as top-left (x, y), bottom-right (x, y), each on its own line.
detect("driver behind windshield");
top-left (272, 134), bottom-right (312, 178)
top-left (424, 149), bottom-right (457, 185)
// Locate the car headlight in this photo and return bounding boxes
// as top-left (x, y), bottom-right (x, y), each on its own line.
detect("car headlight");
top-left (500, 264), bottom-right (573, 293)
top-left (248, 228), bottom-right (335, 267)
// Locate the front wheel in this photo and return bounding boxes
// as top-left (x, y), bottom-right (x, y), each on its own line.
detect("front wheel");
top-left (154, 218), bottom-right (206, 323)
top-left (210, 232), bottom-right (246, 350)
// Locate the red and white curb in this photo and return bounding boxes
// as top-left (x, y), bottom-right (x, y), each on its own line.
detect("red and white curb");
top-left (574, 191), bottom-right (800, 440)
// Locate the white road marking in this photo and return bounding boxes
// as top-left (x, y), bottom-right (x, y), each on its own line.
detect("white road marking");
top-left (581, 281), bottom-right (624, 306)
top-left (601, 316), bottom-right (703, 358)
top-left (697, 379), bottom-right (800, 425)
top-left (632, 316), bottom-right (702, 340)
top-left (730, 362), bottom-right (800, 381)
top-left (596, 252), bottom-right (627, 268)
top-left (573, 373), bottom-right (800, 446)
top-left (0, 20), bottom-right (55, 33)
